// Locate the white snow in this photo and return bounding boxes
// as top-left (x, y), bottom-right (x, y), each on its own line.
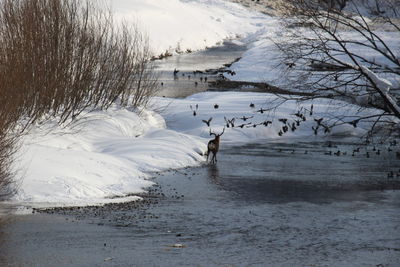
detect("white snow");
top-left (6, 0), bottom-right (399, 207)
top-left (223, 19), bottom-right (284, 83)
top-left (11, 107), bottom-right (206, 206)
top-left (360, 65), bottom-right (400, 115)
top-left (152, 92), bottom-right (377, 141)
top-left (112, 0), bottom-right (268, 56)
top-left (360, 65), bottom-right (393, 93)
top-left (225, 12), bottom-right (400, 94)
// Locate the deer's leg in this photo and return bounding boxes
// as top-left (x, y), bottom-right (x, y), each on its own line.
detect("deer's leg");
top-left (206, 149), bottom-right (210, 162)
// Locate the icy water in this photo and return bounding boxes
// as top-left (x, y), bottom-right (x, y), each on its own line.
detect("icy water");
top-left (1, 141), bottom-right (400, 266)
top-left (153, 40), bottom-right (246, 98)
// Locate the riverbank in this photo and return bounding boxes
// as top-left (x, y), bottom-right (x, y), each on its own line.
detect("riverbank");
top-left (5, 86), bottom-right (392, 208)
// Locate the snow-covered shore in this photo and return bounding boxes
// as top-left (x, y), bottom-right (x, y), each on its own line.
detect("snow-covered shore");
top-left (10, 91), bottom-right (380, 207)
top-left (7, 0), bottom-right (395, 207)
top-left (112, 0), bottom-right (269, 56)
top-left (11, 106), bottom-right (206, 206)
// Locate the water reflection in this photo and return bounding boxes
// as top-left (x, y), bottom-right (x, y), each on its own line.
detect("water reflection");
top-left (0, 216), bottom-right (14, 265)
top-left (207, 164), bottom-right (220, 183)
top-left (218, 178), bottom-right (390, 204)
top-left (213, 141), bottom-right (400, 204)
top-left (153, 40), bottom-right (247, 98)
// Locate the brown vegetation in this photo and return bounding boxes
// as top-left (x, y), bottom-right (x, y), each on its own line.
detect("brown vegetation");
top-left (0, 123), bottom-right (16, 200)
top-left (0, 0), bottom-right (157, 198)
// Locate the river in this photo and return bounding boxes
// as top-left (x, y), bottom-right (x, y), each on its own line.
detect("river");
top-left (1, 40), bottom-right (400, 266)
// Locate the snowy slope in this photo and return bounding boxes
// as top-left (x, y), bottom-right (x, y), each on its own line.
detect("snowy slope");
top-left (228, 26), bottom-right (400, 88)
top-left (152, 92), bottom-right (380, 142)
top-left (112, 0), bottom-right (268, 55)
top-left (12, 107), bottom-right (206, 206)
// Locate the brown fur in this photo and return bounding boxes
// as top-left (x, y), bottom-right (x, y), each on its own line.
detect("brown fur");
top-left (206, 128), bottom-right (225, 164)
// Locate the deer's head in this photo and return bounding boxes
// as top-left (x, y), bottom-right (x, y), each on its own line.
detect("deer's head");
top-left (209, 127), bottom-right (225, 139)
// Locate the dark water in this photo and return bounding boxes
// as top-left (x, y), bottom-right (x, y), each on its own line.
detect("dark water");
top-left (1, 141), bottom-right (400, 266)
top-left (153, 40), bottom-right (246, 98)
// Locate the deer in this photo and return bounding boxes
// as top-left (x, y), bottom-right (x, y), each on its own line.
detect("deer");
top-left (206, 127), bottom-right (225, 164)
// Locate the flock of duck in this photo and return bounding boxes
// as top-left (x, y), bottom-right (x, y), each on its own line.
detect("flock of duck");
top-left (170, 67), bottom-right (399, 180)
top-left (188, 100), bottom-right (399, 178)
top-left (190, 101), bottom-right (317, 135)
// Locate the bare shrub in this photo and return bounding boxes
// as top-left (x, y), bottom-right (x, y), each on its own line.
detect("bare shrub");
top-left (0, 0), bottom-right (157, 198)
top-left (272, 0), bottom-right (400, 138)
top-left (0, 137), bottom-right (15, 199)
top-left (0, 77), bottom-right (19, 199)
top-left (0, 115), bottom-right (17, 200)
top-left (0, 0), bottom-right (157, 129)
top-left (279, 0), bottom-right (350, 15)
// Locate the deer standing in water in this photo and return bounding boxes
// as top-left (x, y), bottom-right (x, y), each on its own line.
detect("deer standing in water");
top-left (207, 128), bottom-right (225, 164)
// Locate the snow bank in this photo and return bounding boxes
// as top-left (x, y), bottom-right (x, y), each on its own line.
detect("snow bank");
top-left (153, 91), bottom-right (379, 143)
top-left (11, 90), bottom-right (382, 207)
top-left (227, 18), bottom-right (400, 90)
top-left (222, 17), bottom-right (284, 83)
top-left (112, 0), bottom-right (268, 55)
top-left (12, 107), bottom-right (206, 207)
